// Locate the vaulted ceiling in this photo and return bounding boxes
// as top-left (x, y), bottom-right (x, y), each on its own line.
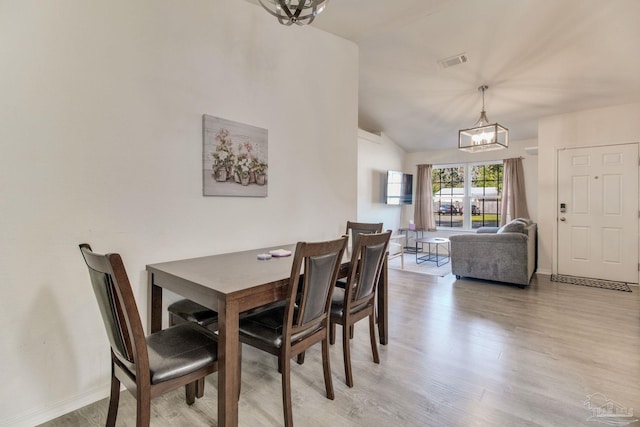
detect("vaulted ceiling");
top-left (247, 0), bottom-right (640, 152)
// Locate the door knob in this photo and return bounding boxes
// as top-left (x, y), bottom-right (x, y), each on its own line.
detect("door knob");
top-left (560, 217), bottom-right (566, 221)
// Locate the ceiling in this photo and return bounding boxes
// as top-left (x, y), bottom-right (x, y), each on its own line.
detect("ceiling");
top-left (247, 0), bottom-right (640, 152)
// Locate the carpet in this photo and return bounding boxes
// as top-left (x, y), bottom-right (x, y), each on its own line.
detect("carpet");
top-left (387, 251), bottom-right (452, 277)
top-left (550, 274), bottom-right (632, 292)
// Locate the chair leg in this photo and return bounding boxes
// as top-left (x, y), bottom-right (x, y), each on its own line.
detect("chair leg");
top-left (195, 378), bottom-right (205, 398)
top-left (329, 321), bottom-right (336, 345)
top-left (106, 371), bottom-right (120, 427)
top-left (185, 382), bottom-right (196, 405)
top-left (136, 390), bottom-right (151, 427)
top-left (350, 324), bottom-right (354, 339)
top-left (369, 313), bottom-right (380, 364)
top-left (321, 337), bottom-right (335, 400)
top-left (238, 343), bottom-right (242, 398)
top-left (281, 356), bottom-right (293, 427)
top-left (296, 352), bottom-right (305, 365)
top-left (342, 324), bottom-right (354, 388)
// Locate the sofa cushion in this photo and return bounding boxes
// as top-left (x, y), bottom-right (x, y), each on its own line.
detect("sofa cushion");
top-left (497, 219), bottom-right (528, 234)
top-left (476, 226), bottom-right (500, 234)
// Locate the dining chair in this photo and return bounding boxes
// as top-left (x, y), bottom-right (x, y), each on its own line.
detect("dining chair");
top-left (345, 221), bottom-right (383, 253)
top-left (337, 221), bottom-right (383, 291)
top-left (333, 221), bottom-right (385, 342)
top-left (79, 244), bottom-right (219, 427)
top-left (237, 236), bottom-right (348, 427)
top-left (329, 231), bottom-right (391, 387)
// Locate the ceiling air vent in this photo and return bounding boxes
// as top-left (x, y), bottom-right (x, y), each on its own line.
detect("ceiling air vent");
top-left (438, 53), bottom-right (468, 69)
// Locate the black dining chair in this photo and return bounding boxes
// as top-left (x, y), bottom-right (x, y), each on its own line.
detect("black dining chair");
top-left (237, 236), bottom-right (348, 427)
top-left (329, 231), bottom-right (391, 387)
top-left (79, 244), bottom-right (219, 426)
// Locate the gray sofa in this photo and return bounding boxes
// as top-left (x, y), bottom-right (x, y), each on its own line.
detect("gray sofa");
top-left (450, 218), bottom-right (537, 287)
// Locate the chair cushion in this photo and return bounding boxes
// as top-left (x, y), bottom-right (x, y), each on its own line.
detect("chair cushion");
top-left (239, 304), bottom-right (321, 349)
top-left (330, 287), bottom-right (368, 317)
top-left (168, 299), bottom-right (218, 327)
top-left (146, 322), bottom-right (218, 384)
top-left (168, 299), bottom-right (284, 329)
top-left (239, 306), bottom-right (286, 348)
top-left (330, 287), bottom-right (346, 316)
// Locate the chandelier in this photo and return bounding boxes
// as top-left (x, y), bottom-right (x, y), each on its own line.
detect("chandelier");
top-left (258, 0), bottom-right (329, 26)
top-left (458, 85), bottom-right (509, 152)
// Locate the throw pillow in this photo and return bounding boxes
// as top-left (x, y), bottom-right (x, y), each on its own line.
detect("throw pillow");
top-left (514, 217), bottom-right (533, 225)
top-left (497, 219), bottom-right (527, 234)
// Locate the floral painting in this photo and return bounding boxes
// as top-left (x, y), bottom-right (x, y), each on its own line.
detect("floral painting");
top-left (203, 115), bottom-right (268, 197)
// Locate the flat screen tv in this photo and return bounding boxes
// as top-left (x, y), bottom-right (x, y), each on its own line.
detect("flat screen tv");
top-left (385, 170), bottom-right (413, 205)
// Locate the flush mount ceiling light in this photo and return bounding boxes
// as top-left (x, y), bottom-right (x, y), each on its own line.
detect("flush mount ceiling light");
top-left (458, 85), bottom-right (509, 153)
top-left (258, 0), bottom-right (329, 26)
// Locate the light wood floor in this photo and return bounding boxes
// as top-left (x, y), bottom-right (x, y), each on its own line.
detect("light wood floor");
top-left (39, 271), bottom-right (640, 426)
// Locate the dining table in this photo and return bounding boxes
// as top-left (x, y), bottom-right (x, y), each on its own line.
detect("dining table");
top-left (146, 243), bottom-right (389, 427)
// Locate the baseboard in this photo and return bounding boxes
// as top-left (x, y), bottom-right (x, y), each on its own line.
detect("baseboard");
top-left (0, 386), bottom-right (107, 427)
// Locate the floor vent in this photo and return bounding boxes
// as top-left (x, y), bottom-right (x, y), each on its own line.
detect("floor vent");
top-left (551, 274), bottom-right (632, 292)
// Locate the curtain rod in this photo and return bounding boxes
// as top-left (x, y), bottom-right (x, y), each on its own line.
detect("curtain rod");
top-left (418, 157), bottom-right (522, 167)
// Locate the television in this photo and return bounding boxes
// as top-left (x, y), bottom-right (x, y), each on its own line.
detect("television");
top-left (385, 170), bottom-right (413, 205)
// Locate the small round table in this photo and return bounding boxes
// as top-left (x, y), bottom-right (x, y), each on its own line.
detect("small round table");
top-left (415, 237), bottom-right (450, 267)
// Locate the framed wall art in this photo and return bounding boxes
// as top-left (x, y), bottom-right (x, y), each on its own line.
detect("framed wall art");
top-left (203, 114), bottom-right (268, 197)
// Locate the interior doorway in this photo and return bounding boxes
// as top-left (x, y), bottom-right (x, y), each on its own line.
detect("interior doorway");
top-left (556, 143), bottom-right (639, 284)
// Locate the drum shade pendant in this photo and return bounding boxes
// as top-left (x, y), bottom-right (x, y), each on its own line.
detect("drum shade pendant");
top-left (458, 85), bottom-right (509, 152)
top-left (258, 0), bottom-right (329, 26)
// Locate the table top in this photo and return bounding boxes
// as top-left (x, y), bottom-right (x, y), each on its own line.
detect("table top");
top-left (147, 243), bottom-right (297, 300)
top-left (415, 237), bottom-right (450, 244)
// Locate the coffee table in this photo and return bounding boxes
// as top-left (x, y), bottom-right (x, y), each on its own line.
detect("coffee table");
top-left (415, 237), bottom-right (450, 267)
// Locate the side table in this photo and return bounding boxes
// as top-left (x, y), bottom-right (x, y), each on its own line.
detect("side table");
top-left (398, 227), bottom-right (425, 253)
top-left (415, 237), bottom-right (450, 267)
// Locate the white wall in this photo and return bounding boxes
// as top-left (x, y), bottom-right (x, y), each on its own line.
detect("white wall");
top-left (0, 1), bottom-right (358, 425)
top-left (404, 139), bottom-right (539, 235)
top-left (537, 102), bottom-right (640, 275)
top-left (356, 130), bottom-right (406, 232)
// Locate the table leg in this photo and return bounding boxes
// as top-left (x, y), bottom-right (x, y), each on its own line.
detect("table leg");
top-left (218, 298), bottom-right (241, 427)
top-left (150, 275), bottom-right (162, 333)
top-left (377, 258), bottom-right (388, 345)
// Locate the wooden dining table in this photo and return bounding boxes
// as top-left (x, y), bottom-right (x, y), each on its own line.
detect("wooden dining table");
top-left (146, 243), bottom-right (389, 427)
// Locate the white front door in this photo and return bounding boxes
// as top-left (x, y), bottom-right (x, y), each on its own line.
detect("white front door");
top-left (557, 144), bottom-right (639, 283)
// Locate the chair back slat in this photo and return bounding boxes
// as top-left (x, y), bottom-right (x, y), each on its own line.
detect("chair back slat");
top-left (286, 237), bottom-right (347, 340)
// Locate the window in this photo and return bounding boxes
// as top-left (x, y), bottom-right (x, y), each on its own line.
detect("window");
top-left (432, 162), bottom-right (502, 229)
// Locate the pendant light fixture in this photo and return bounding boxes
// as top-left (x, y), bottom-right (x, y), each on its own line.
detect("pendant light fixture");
top-left (258, 0), bottom-right (329, 26)
top-left (458, 85), bottom-right (509, 152)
